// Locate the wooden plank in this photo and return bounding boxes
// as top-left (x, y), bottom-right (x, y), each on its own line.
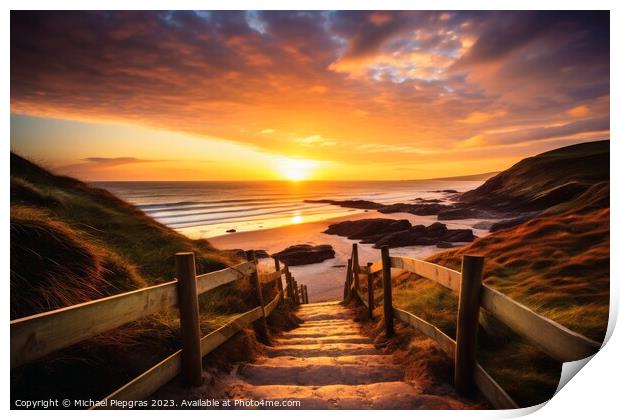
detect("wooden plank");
top-left (480, 285), bottom-right (600, 361)
top-left (200, 306), bottom-right (263, 357)
top-left (394, 256), bottom-right (461, 292)
top-left (11, 280), bottom-right (178, 368)
top-left (94, 350), bottom-right (182, 409)
top-left (393, 307), bottom-right (456, 359)
top-left (265, 292), bottom-right (282, 316)
top-left (196, 261), bottom-right (254, 295)
top-left (473, 363), bottom-right (519, 409)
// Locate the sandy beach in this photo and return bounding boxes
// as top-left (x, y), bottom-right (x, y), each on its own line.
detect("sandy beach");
top-left (207, 210), bottom-right (494, 302)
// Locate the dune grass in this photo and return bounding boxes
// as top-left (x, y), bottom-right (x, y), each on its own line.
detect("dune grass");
top-left (375, 207), bottom-right (609, 407)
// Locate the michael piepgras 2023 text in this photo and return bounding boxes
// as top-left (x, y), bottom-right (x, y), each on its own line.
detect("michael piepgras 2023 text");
top-left (15, 398), bottom-right (303, 409)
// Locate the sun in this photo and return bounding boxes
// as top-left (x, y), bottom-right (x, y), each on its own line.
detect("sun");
top-left (279, 158), bottom-right (316, 181)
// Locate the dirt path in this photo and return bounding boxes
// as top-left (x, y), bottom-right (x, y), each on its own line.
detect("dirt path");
top-left (222, 301), bottom-right (471, 409)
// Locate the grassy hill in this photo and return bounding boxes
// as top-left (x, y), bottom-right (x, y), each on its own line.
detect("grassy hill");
top-left (459, 140), bottom-right (609, 212)
top-left (386, 141), bottom-right (609, 407)
top-left (10, 153), bottom-right (286, 404)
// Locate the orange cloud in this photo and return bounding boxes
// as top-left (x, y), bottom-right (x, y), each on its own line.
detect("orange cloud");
top-left (568, 105), bottom-right (592, 118)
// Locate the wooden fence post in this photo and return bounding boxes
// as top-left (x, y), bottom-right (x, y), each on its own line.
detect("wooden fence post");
top-left (454, 255), bottom-right (485, 395)
top-left (292, 278), bottom-right (300, 305)
top-left (303, 285), bottom-right (309, 304)
top-left (367, 262), bottom-right (374, 319)
top-left (175, 252), bottom-right (203, 386)
top-left (352, 244), bottom-right (360, 292)
top-left (285, 269), bottom-right (294, 301)
top-left (274, 258), bottom-right (284, 296)
top-left (246, 250), bottom-right (269, 341)
top-left (381, 246), bottom-right (394, 338)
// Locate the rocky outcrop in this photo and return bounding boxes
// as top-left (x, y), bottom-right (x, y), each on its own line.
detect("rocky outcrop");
top-left (324, 219), bottom-right (412, 240)
top-left (324, 219), bottom-right (475, 248)
top-left (226, 249), bottom-right (270, 259)
top-left (272, 244), bottom-right (335, 266)
top-left (378, 203), bottom-right (448, 216)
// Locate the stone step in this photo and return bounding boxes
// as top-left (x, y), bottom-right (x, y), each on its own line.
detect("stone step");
top-left (279, 330), bottom-right (362, 339)
top-left (237, 363), bottom-right (404, 386)
top-left (255, 355), bottom-right (396, 367)
top-left (276, 336), bottom-right (371, 345)
top-left (265, 343), bottom-right (380, 358)
top-left (226, 382), bottom-right (466, 409)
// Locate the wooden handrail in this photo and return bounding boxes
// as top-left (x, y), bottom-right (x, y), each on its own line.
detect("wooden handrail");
top-left (11, 260), bottom-right (283, 368)
top-left (351, 254), bottom-right (600, 362)
top-left (391, 256), bottom-right (462, 292)
top-left (480, 285), bottom-right (600, 361)
top-left (11, 280), bottom-right (179, 368)
top-left (197, 261), bottom-right (255, 295)
top-left (344, 245), bottom-right (601, 409)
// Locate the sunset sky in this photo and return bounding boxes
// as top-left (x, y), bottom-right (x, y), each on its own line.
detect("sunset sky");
top-left (10, 11), bottom-right (609, 181)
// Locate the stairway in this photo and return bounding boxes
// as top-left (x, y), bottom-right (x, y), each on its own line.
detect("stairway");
top-left (224, 301), bottom-right (468, 409)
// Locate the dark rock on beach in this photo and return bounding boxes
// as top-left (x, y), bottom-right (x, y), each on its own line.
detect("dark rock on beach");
top-left (324, 218), bottom-right (412, 239)
top-left (272, 244), bottom-right (335, 266)
top-left (325, 219), bottom-right (475, 248)
top-left (378, 202), bottom-right (448, 216)
top-left (304, 199), bottom-right (383, 209)
top-left (226, 249), bottom-right (270, 259)
top-left (436, 241), bottom-right (457, 248)
top-left (413, 197), bottom-right (443, 203)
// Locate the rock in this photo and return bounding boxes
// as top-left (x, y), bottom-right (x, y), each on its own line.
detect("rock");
top-left (272, 244), bottom-right (335, 266)
top-left (304, 199), bottom-right (383, 209)
top-left (226, 228), bottom-right (237, 233)
top-left (378, 203), bottom-right (447, 215)
top-left (373, 222), bottom-right (474, 248)
top-left (437, 207), bottom-right (485, 220)
top-left (436, 241), bottom-right (456, 248)
top-left (324, 219), bottom-right (412, 241)
top-left (441, 229), bottom-right (475, 242)
top-left (431, 189), bottom-right (458, 194)
top-left (472, 221), bottom-right (494, 230)
top-left (325, 219), bottom-right (475, 249)
top-left (413, 197), bottom-right (443, 203)
top-left (225, 249), bottom-right (269, 259)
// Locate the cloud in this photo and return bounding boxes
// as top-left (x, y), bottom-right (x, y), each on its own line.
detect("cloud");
top-left (83, 157), bottom-right (163, 166)
top-left (459, 110), bottom-right (506, 124)
top-left (10, 11), bottom-right (610, 167)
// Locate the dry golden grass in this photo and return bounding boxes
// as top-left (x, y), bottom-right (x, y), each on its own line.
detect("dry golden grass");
top-left (383, 207), bottom-right (609, 407)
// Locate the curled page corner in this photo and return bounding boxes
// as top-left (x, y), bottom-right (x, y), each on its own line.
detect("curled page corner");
top-left (555, 355), bottom-right (595, 395)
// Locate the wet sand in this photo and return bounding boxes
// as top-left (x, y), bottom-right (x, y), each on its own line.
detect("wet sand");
top-left (208, 210), bottom-right (493, 303)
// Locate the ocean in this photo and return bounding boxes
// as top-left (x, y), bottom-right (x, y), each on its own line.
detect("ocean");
top-left (93, 180), bottom-right (485, 239)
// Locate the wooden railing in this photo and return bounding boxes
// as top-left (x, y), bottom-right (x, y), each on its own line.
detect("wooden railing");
top-left (343, 244), bottom-right (602, 409)
top-left (10, 249), bottom-right (309, 407)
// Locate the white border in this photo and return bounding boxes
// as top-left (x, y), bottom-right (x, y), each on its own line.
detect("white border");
top-left (3, 2), bottom-right (616, 420)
